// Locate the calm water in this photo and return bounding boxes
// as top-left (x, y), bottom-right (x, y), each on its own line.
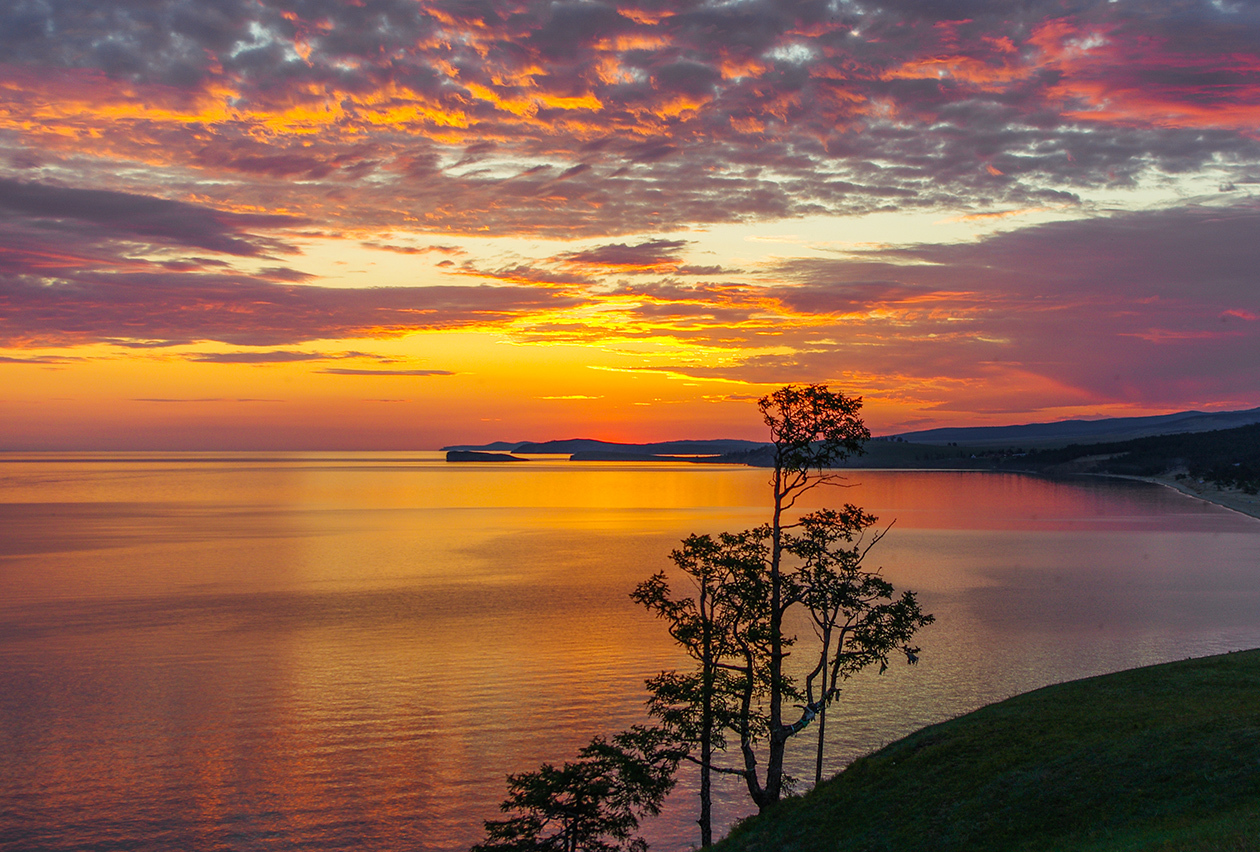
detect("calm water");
top-left (2, 453), bottom-right (1259, 851)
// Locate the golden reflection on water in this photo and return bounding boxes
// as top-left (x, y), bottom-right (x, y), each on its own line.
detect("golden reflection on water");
top-left (1, 454), bottom-right (1259, 851)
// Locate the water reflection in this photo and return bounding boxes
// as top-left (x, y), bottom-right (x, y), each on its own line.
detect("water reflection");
top-left (0, 455), bottom-right (1257, 851)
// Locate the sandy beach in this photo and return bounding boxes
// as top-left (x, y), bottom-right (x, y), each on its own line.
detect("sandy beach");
top-left (1145, 474), bottom-right (1260, 521)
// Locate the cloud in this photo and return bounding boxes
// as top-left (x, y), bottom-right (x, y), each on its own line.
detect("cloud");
top-left (456, 239), bottom-right (736, 287)
top-left (360, 241), bottom-right (466, 255)
top-left (0, 0), bottom-right (1257, 422)
top-left (0, 354), bottom-right (76, 363)
top-left (677, 264), bottom-right (740, 276)
top-left (557, 238), bottom-right (689, 272)
top-left (131, 398), bottom-right (283, 403)
top-left (0, 271), bottom-right (586, 347)
top-left (0, 178), bottom-right (302, 256)
top-left (702, 203), bottom-right (1260, 407)
top-left (318, 367), bottom-right (455, 376)
top-left (3, 1), bottom-right (1259, 237)
top-left (477, 201), bottom-right (1259, 413)
top-left (188, 350), bottom-right (360, 363)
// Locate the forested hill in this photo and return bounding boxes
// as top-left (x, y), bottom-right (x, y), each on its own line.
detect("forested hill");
top-left (442, 423), bottom-right (1260, 493)
top-left (894, 406), bottom-right (1260, 447)
top-left (727, 422), bottom-right (1260, 494)
top-left (1003, 422), bottom-right (1260, 493)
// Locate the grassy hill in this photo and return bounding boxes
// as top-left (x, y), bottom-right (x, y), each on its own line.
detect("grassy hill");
top-left (717, 650), bottom-right (1260, 852)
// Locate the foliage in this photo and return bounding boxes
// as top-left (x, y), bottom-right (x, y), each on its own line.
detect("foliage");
top-left (759, 383), bottom-right (869, 476)
top-left (633, 529), bottom-right (775, 846)
top-left (717, 650), bottom-right (1260, 852)
top-left (473, 727), bottom-right (686, 852)
top-left (787, 507), bottom-right (932, 785)
top-left (478, 383), bottom-right (932, 852)
top-left (635, 384), bottom-right (932, 845)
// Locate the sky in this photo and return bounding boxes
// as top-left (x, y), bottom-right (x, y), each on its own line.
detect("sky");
top-left (1, 0), bottom-right (1259, 449)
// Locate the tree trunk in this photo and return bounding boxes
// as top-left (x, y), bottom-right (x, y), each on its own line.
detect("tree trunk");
top-left (764, 460), bottom-right (786, 808)
top-left (699, 582), bottom-right (713, 847)
top-left (813, 699), bottom-right (827, 786)
top-left (699, 735), bottom-right (712, 846)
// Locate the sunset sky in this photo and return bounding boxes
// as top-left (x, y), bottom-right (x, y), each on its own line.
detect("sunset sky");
top-left (2, 0), bottom-right (1259, 449)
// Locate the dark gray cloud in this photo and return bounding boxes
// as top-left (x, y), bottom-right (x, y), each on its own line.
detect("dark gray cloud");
top-left (0, 179), bottom-right (302, 256)
top-left (557, 238), bottom-right (689, 269)
top-left (737, 203), bottom-right (1260, 406)
top-left (0, 270), bottom-right (585, 347)
top-left (489, 202), bottom-right (1260, 410)
top-left (3, 0), bottom-right (1258, 236)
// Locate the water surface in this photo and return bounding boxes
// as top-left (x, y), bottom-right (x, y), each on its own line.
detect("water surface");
top-left (2, 454), bottom-right (1258, 851)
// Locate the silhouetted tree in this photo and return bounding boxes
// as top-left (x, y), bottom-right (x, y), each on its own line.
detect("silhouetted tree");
top-left (481, 384), bottom-right (931, 852)
top-left (789, 507), bottom-right (932, 785)
top-left (632, 530), bottom-right (771, 845)
top-left (473, 726), bottom-right (685, 852)
top-left (759, 384), bottom-right (873, 808)
top-left (636, 384), bottom-right (932, 833)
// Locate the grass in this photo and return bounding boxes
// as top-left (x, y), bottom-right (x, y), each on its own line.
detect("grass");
top-left (716, 650), bottom-right (1260, 852)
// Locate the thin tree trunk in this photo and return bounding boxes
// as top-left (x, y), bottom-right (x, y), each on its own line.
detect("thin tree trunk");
top-left (764, 461), bottom-right (786, 808)
top-left (699, 734), bottom-right (712, 846)
top-left (809, 609), bottom-right (837, 787)
top-left (699, 581), bottom-right (713, 847)
top-left (814, 697), bottom-right (827, 785)
top-left (738, 645), bottom-right (768, 808)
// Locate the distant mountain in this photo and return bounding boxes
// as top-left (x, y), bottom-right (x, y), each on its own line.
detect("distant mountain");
top-left (441, 407), bottom-right (1260, 464)
top-left (442, 440), bottom-right (524, 451)
top-left (441, 438), bottom-right (768, 455)
top-left (892, 407), bottom-right (1260, 448)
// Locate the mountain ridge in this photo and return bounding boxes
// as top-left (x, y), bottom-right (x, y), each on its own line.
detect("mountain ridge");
top-left (443, 407), bottom-right (1260, 454)
top-left (892, 406), bottom-right (1260, 447)
top-left (441, 438), bottom-right (767, 454)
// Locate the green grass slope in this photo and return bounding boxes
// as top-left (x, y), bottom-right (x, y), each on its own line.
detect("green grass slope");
top-left (718, 651), bottom-right (1260, 852)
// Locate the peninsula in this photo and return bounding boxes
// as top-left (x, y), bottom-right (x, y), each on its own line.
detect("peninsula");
top-left (444, 409), bottom-right (1260, 519)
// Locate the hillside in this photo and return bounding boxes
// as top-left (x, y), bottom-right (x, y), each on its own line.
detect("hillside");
top-left (718, 650), bottom-right (1260, 852)
top-left (895, 407), bottom-right (1260, 448)
top-left (1002, 422), bottom-right (1260, 493)
top-left (442, 408), bottom-right (1260, 468)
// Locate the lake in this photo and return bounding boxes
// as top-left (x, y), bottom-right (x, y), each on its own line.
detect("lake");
top-left (2, 453), bottom-right (1259, 851)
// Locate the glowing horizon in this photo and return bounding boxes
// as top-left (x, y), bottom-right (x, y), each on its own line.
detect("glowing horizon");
top-left (2, 0), bottom-right (1258, 450)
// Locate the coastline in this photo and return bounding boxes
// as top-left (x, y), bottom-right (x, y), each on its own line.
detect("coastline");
top-left (1138, 474), bottom-right (1260, 521)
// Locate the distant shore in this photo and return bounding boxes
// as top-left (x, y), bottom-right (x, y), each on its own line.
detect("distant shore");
top-left (1139, 474), bottom-right (1260, 520)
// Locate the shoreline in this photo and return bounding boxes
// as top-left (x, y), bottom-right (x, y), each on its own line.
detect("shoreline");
top-left (1135, 474), bottom-right (1260, 521)
top-left (825, 466), bottom-right (1260, 522)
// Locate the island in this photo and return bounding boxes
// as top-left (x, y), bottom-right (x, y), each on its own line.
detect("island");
top-left (445, 451), bottom-right (528, 462)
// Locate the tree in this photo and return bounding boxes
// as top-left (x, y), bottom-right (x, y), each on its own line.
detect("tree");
top-left (632, 530), bottom-right (772, 846)
top-left (788, 507), bottom-right (931, 785)
top-left (636, 384), bottom-right (933, 837)
top-left (473, 726), bottom-right (685, 852)
top-left (481, 384), bottom-right (931, 851)
top-left (759, 384), bottom-right (870, 808)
